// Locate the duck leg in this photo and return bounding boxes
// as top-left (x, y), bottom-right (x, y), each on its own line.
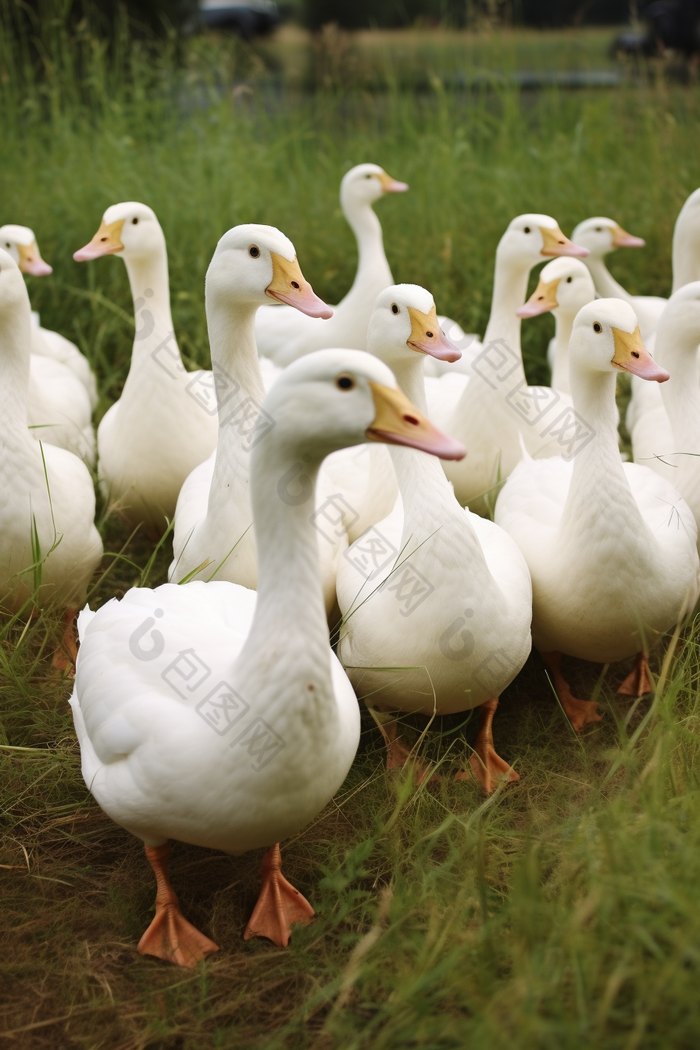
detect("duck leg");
top-left (137, 843), bottom-right (219, 968)
top-left (617, 651), bottom-right (653, 697)
top-left (244, 843), bottom-right (314, 946)
top-left (456, 697), bottom-right (520, 793)
top-left (541, 651), bottom-right (603, 731)
top-left (51, 606), bottom-right (79, 672)
top-left (368, 706), bottom-right (437, 785)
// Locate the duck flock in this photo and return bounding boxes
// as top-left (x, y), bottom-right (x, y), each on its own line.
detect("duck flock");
top-left (4, 163), bottom-right (700, 968)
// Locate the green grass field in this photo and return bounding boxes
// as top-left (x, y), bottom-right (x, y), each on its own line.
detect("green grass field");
top-left (3, 17), bottom-right (700, 1049)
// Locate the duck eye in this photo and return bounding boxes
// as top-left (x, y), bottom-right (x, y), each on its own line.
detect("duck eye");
top-left (365, 174), bottom-right (373, 179)
top-left (336, 374), bottom-right (354, 390)
top-left (523, 226), bottom-right (531, 233)
top-left (249, 245), bottom-right (260, 258)
top-left (566, 276), bottom-right (572, 283)
top-left (391, 303), bottom-right (399, 314)
top-left (4, 242), bottom-right (10, 248)
top-left (593, 322), bottom-right (602, 333)
top-left (595, 227), bottom-right (603, 232)
top-left (132, 217), bottom-right (139, 225)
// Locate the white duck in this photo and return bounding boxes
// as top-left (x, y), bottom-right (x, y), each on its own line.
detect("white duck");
top-left (0, 249), bottom-right (102, 658)
top-left (70, 349), bottom-right (455, 967)
top-left (254, 163), bottom-right (408, 366)
top-left (427, 214), bottom-right (589, 514)
top-left (625, 189), bottom-right (700, 435)
top-left (337, 285), bottom-right (532, 791)
top-left (168, 225), bottom-right (338, 609)
top-left (495, 299), bottom-right (699, 728)
top-left (1, 223), bottom-right (99, 408)
top-left (516, 257), bottom-right (597, 394)
top-left (630, 283), bottom-right (700, 540)
top-left (571, 216), bottom-right (666, 340)
top-left (74, 202), bottom-right (221, 530)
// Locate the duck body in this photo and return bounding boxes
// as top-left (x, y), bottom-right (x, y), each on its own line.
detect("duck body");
top-left (255, 164), bottom-right (407, 366)
top-left (0, 250), bottom-right (102, 611)
top-left (338, 479), bottom-right (531, 714)
top-left (72, 581), bottom-right (358, 853)
top-left (496, 299), bottom-right (699, 672)
top-left (498, 455), bottom-right (697, 662)
top-left (74, 203), bottom-right (218, 529)
top-left (31, 324), bottom-right (99, 409)
top-left (27, 353), bottom-right (95, 465)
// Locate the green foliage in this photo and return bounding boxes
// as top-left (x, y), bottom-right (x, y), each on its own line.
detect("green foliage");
top-left (2, 18), bottom-right (700, 1050)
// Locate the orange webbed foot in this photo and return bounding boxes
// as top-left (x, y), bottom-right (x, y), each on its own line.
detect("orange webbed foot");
top-left (456, 697), bottom-right (519, 793)
top-left (617, 651), bottom-right (653, 697)
top-left (138, 843), bottom-right (219, 968)
top-left (244, 844), bottom-right (314, 947)
top-left (462, 747), bottom-right (520, 794)
top-left (541, 651), bottom-right (604, 732)
top-left (138, 902), bottom-right (220, 968)
top-left (51, 607), bottom-right (79, 674)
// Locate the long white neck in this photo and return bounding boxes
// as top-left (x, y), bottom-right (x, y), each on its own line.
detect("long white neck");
top-left (558, 360), bottom-right (646, 544)
top-left (584, 254), bottom-right (630, 301)
top-left (341, 195), bottom-right (393, 302)
top-left (122, 240), bottom-right (174, 333)
top-left (672, 221), bottom-right (700, 293)
top-left (0, 290), bottom-right (32, 433)
top-left (550, 307), bottom-right (575, 394)
top-left (389, 355), bottom-right (492, 567)
top-left (483, 250), bottom-right (531, 360)
top-left (207, 298), bottom-right (267, 516)
top-left (232, 435), bottom-right (336, 730)
top-left (656, 317), bottom-right (700, 453)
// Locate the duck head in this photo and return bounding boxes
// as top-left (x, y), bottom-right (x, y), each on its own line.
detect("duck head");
top-left (368, 284), bottom-right (461, 368)
top-left (498, 214), bottom-right (589, 266)
top-left (571, 299), bottom-right (668, 382)
top-left (571, 216), bottom-right (646, 256)
top-left (73, 202), bottom-right (165, 263)
top-left (206, 224), bottom-right (332, 318)
top-left (340, 163), bottom-right (409, 211)
top-left (517, 258), bottom-right (596, 319)
top-left (0, 225), bottom-right (53, 276)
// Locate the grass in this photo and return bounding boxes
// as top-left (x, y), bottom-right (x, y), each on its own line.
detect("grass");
top-left (3, 13), bottom-right (700, 1049)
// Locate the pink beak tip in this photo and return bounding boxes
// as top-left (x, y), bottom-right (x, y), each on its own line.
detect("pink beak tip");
top-left (387, 181), bottom-right (409, 193)
top-left (26, 261), bottom-right (53, 276)
top-left (440, 438), bottom-right (467, 461)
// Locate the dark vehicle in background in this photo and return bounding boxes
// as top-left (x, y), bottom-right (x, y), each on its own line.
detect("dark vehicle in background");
top-left (194, 0), bottom-right (282, 38)
top-left (614, 0), bottom-right (700, 59)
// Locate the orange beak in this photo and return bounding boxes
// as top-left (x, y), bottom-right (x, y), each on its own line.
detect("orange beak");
top-left (367, 382), bottom-right (466, 460)
top-left (611, 223), bottom-right (645, 249)
top-left (539, 225), bottom-right (589, 258)
top-left (377, 170), bottom-right (409, 193)
top-left (611, 325), bottom-right (669, 382)
top-left (266, 252), bottom-right (333, 319)
top-left (74, 218), bottom-right (125, 261)
top-left (407, 304), bottom-right (462, 362)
